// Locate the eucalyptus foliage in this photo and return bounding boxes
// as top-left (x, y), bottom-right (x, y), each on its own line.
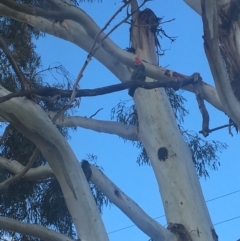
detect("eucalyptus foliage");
top-left (111, 89), bottom-right (227, 178)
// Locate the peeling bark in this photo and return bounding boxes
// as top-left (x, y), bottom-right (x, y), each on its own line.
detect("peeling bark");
top-left (218, 0), bottom-right (240, 101)
top-left (201, 0), bottom-right (240, 129)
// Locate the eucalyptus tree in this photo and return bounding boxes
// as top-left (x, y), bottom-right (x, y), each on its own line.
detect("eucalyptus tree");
top-left (0, 0), bottom-right (238, 241)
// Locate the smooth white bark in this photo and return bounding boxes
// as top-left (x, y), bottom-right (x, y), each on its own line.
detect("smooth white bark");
top-left (0, 86), bottom-right (109, 241)
top-left (90, 164), bottom-right (177, 241)
top-left (47, 111), bottom-right (139, 141)
top-left (135, 85), bottom-right (214, 241)
top-left (130, 5), bottom-right (214, 240)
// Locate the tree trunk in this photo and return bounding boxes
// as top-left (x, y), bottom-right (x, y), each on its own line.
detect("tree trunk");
top-left (130, 7), bottom-right (215, 241)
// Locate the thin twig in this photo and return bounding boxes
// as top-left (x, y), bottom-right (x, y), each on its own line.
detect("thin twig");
top-left (53, 0), bottom-right (135, 121)
top-left (33, 94), bottom-right (60, 102)
top-left (160, 18), bottom-right (176, 24)
top-left (100, 0), bottom-right (148, 44)
top-left (33, 65), bottom-right (62, 78)
top-left (89, 0), bottom-right (133, 55)
top-left (126, 17), bottom-right (176, 28)
top-left (199, 123), bottom-right (234, 135)
top-left (0, 148), bottom-right (40, 189)
top-left (89, 108), bottom-right (104, 118)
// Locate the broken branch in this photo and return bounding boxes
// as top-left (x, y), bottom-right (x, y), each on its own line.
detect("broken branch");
top-left (193, 73), bottom-right (210, 137)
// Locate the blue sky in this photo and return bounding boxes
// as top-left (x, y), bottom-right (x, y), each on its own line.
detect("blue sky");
top-left (35, 0), bottom-right (240, 240)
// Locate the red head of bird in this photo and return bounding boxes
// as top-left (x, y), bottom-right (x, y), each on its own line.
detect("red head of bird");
top-left (134, 57), bottom-right (143, 66)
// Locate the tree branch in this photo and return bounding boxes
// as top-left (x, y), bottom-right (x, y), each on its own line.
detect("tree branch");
top-left (0, 73), bottom-right (196, 103)
top-left (0, 2), bottom-right (224, 114)
top-left (0, 216), bottom-right (74, 241)
top-left (192, 73), bottom-right (209, 137)
top-left (53, 1), bottom-right (135, 121)
top-left (0, 154), bottom-right (180, 241)
top-left (201, 0), bottom-right (240, 128)
top-left (0, 156), bottom-right (176, 241)
top-left (47, 111), bottom-right (139, 141)
top-left (0, 37), bottom-right (30, 90)
top-left (0, 157), bottom-right (53, 181)
top-left (199, 122), bottom-right (236, 136)
top-left (0, 148), bottom-right (40, 189)
top-left (85, 162), bottom-right (177, 241)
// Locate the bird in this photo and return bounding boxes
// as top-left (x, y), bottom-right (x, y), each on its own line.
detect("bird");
top-left (128, 57), bottom-right (146, 97)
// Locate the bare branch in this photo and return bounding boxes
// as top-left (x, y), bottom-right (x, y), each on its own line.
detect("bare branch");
top-left (89, 108), bottom-right (103, 119)
top-left (0, 74), bottom-right (195, 103)
top-left (0, 216), bottom-right (74, 241)
top-left (90, 0), bottom-right (132, 55)
top-left (53, 0), bottom-right (134, 121)
top-left (100, 0), bottom-right (148, 45)
top-left (47, 112), bottom-right (139, 141)
top-left (0, 148), bottom-right (40, 189)
top-left (0, 2), bottom-right (224, 114)
top-left (192, 73), bottom-right (210, 137)
top-left (199, 122), bottom-right (236, 135)
top-left (0, 156), bottom-right (175, 241)
top-left (85, 162), bottom-right (177, 241)
top-left (0, 37), bottom-right (30, 90)
top-left (0, 156), bottom-right (174, 241)
top-left (0, 157), bottom-right (53, 181)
